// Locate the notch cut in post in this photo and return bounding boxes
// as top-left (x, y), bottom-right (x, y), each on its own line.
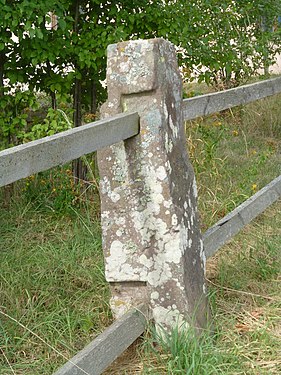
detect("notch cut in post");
top-left (98, 38), bottom-right (209, 331)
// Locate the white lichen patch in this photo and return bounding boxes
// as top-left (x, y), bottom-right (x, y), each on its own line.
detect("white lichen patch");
top-left (176, 281), bottom-right (185, 291)
top-left (168, 115), bottom-right (179, 138)
top-left (165, 160), bottom-right (172, 174)
top-left (156, 166), bottom-right (167, 181)
top-left (153, 306), bottom-right (186, 330)
top-left (151, 291), bottom-right (159, 300)
top-left (115, 217), bottom-right (126, 225)
top-left (163, 101), bottom-right (168, 120)
top-left (100, 176), bottom-right (110, 194)
top-left (101, 210), bottom-right (110, 219)
top-left (129, 163), bottom-right (169, 244)
top-left (106, 240), bottom-right (126, 274)
top-left (146, 224), bottom-right (186, 287)
top-left (163, 235), bottom-right (182, 264)
top-left (154, 218), bottom-right (168, 240)
top-left (147, 262), bottom-right (172, 287)
top-left (171, 214), bottom-right (178, 226)
top-left (110, 296), bottom-right (131, 319)
top-left (164, 132), bottom-right (173, 153)
top-left (200, 239), bottom-right (206, 270)
top-left (110, 191), bottom-right (121, 203)
top-left (139, 254), bottom-right (154, 269)
top-left (192, 177), bottom-right (198, 199)
top-left (106, 240), bottom-right (143, 281)
top-left (163, 199), bottom-right (172, 208)
top-left (124, 241), bottom-right (138, 254)
top-left (116, 229), bottom-right (124, 237)
top-left (111, 144), bottom-right (129, 183)
top-left (203, 283), bottom-right (207, 294)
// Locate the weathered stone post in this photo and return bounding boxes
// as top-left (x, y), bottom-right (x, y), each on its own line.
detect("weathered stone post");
top-left (98, 38), bottom-right (209, 331)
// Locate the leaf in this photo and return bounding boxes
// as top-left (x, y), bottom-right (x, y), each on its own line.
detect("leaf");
top-left (35, 28), bottom-right (43, 39)
top-left (29, 28), bottom-right (35, 39)
top-left (58, 18), bottom-right (66, 30)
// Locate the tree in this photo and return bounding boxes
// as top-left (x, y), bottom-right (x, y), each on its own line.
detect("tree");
top-left (1, 0), bottom-right (280, 151)
top-left (173, 0), bottom-right (281, 87)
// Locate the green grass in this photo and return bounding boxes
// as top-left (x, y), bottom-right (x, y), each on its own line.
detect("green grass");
top-left (0, 89), bottom-right (280, 374)
top-left (186, 93), bottom-right (281, 229)
top-left (0, 199), bottom-right (111, 374)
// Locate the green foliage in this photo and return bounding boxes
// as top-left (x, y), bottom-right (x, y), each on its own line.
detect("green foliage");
top-left (0, 89), bottom-right (38, 148)
top-left (18, 108), bottom-right (71, 142)
top-left (21, 168), bottom-right (78, 213)
top-left (175, 0), bottom-right (281, 87)
top-left (0, 0), bottom-right (280, 145)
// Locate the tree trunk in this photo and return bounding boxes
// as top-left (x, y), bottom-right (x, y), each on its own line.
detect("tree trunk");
top-left (51, 90), bottom-right (57, 110)
top-left (73, 77), bottom-right (87, 183)
top-left (91, 80), bottom-right (97, 114)
top-left (46, 61), bottom-right (57, 109)
top-left (72, 0), bottom-right (87, 184)
top-left (0, 51), bottom-right (5, 97)
top-left (0, 51), bottom-right (14, 207)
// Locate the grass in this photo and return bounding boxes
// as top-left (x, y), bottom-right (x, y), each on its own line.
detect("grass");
top-left (0, 89), bottom-right (280, 373)
top-left (0, 198), bottom-right (111, 374)
top-left (186, 93), bottom-right (281, 229)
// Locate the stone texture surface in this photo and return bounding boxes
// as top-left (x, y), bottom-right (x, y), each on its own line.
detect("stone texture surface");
top-left (98, 38), bottom-right (208, 330)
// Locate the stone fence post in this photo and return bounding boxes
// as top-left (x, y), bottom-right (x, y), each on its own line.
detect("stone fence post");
top-left (98, 38), bottom-right (209, 331)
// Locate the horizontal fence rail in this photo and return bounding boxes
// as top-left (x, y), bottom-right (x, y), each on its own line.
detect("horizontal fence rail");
top-left (183, 76), bottom-right (281, 121)
top-left (53, 305), bottom-right (148, 375)
top-left (203, 175), bottom-right (281, 258)
top-left (0, 112), bottom-right (139, 187)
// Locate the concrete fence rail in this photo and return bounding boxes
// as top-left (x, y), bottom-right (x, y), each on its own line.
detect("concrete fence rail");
top-left (203, 175), bottom-right (281, 258)
top-left (0, 112), bottom-right (139, 187)
top-left (53, 305), bottom-right (148, 375)
top-left (183, 76), bottom-right (281, 121)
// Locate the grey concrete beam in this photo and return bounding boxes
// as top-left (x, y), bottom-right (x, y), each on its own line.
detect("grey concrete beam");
top-left (183, 76), bottom-right (281, 121)
top-left (53, 305), bottom-right (148, 375)
top-left (203, 175), bottom-right (281, 258)
top-left (0, 112), bottom-right (139, 187)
